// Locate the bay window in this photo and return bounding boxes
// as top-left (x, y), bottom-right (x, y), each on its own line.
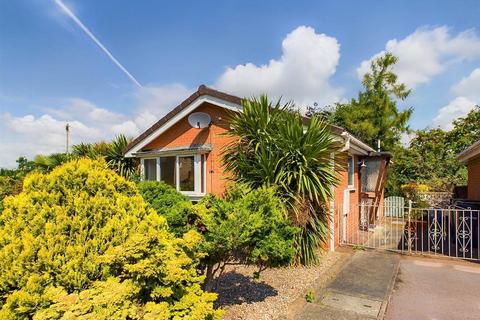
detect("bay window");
top-left (142, 154), bottom-right (207, 195)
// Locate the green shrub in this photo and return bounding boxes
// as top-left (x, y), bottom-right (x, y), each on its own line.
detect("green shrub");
top-left (196, 185), bottom-right (298, 289)
top-left (137, 181), bottom-right (194, 236)
top-left (138, 182), bottom-right (298, 290)
top-left (0, 158), bottom-right (221, 319)
top-left (0, 176), bottom-right (23, 213)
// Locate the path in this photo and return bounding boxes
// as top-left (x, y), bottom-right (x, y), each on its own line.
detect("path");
top-left (295, 250), bottom-right (400, 319)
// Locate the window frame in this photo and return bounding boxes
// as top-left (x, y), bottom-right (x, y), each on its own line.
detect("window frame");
top-left (141, 157), bottom-right (160, 182)
top-left (347, 155), bottom-right (355, 189)
top-left (141, 154), bottom-right (207, 197)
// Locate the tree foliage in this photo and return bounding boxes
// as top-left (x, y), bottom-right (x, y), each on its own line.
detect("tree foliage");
top-left (137, 181), bottom-right (193, 237)
top-left (1, 135), bottom-right (137, 181)
top-left (71, 134), bottom-right (137, 180)
top-left (196, 185), bottom-right (298, 288)
top-left (0, 159), bottom-right (220, 319)
top-left (138, 181), bottom-right (298, 290)
top-left (0, 157), bottom-right (34, 213)
top-left (311, 53), bottom-right (412, 151)
top-left (222, 95), bottom-right (340, 265)
top-left (387, 106), bottom-right (480, 194)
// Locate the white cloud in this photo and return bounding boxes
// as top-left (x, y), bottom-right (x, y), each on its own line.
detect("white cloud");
top-left (0, 83), bottom-right (191, 167)
top-left (451, 68), bottom-right (480, 101)
top-left (432, 96), bottom-right (476, 130)
top-left (215, 26), bottom-right (342, 108)
top-left (45, 98), bottom-right (126, 124)
top-left (111, 120), bottom-right (140, 137)
top-left (431, 68), bottom-right (480, 130)
top-left (400, 132), bottom-right (416, 147)
top-left (111, 83), bottom-right (192, 138)
top-left (357, 26), bottom-right (480, 89)
top-left (134, 83), bottom-right (191, 119)
top-left (0, 112), bottom-right (103, 167)
top-left (4, 114), bottom-right (97, 139)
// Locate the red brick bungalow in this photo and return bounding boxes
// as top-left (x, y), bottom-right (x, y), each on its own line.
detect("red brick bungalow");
top-left (124, 85), bottom-right (390, 250)
top-left (457, 140), bottom-right (480, 201)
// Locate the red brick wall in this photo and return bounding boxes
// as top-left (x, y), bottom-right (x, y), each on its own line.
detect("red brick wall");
top-left (331, 154), bottom-right (361, 249)
top-left (143, 103), bottom-right (234, 196)
top-left (468, 156), bottom-right (480, 200)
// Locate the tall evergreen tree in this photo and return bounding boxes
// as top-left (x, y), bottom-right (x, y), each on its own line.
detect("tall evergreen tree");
top-left (313, 53), bottom-right (412, 150)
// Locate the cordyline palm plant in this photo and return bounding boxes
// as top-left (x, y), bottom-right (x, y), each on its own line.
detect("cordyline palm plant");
top-left (71, 135), bottom-right (137, 179)
top-left (105, 134), bottom-right (137, 180)
top-left (223, 95), bottom-right (341, 265)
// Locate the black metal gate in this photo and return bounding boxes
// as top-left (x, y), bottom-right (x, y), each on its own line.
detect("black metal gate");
top-left (339, 202), bottom-right (480, 261)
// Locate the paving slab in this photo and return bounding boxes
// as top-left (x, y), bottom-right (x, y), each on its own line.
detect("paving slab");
top-left (300, 303), bottom-right (372, 320)
top-left (321, 292), bottom-right (382, 317)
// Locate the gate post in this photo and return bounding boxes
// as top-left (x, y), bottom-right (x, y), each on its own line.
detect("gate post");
top-left (408, 200), bottom-right (412, 253)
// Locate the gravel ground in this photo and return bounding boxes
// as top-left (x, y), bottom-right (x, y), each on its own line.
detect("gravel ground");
top-left (215, 252), bottom-right (343, 320)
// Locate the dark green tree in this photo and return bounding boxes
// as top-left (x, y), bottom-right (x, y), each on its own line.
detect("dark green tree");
top-left (448, 105), bottom-right (480, 154)
top-left (386, 106), bottom-right (480, 194)
top-left (312, 53), bottom-right (412, 151)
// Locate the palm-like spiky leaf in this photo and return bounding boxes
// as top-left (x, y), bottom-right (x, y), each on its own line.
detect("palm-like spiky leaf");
top-left (223, 95), bottom-right (340, 264)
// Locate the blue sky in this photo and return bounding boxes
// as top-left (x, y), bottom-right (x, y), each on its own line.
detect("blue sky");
top-left (1, 0), bottom-right (479, 167)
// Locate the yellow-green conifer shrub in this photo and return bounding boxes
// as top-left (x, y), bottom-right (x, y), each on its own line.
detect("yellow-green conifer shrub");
top-left (0, 158), bottom-right (221, 320)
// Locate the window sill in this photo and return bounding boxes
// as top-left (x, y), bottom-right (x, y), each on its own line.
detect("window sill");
top-left (180, 192), bottom-right (206, 202)
top-left (347, 186), bottom-right (356, 192)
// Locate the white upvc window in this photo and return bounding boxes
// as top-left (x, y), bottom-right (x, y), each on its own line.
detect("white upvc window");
top-left (141, 158), bottom-right (158, 181)
top-left (141, 154), bottom-right (207, 196)
top-left (347, 156), bottom-right (355, 188)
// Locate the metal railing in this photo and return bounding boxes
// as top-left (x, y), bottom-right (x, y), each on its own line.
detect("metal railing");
top-left (339, 203), bottom-right (480, 261)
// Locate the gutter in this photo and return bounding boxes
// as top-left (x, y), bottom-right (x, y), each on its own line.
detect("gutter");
top-left (340, 132), bottom-right (375, 155)
top-left (457, 139), bottom-right (480, 163)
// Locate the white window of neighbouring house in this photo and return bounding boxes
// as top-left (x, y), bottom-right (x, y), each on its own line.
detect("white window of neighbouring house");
top-left (348, 156), bottom-right (354, 187)
top-left (143, 158), bottom-right (157, 181)
top-left (142, 154), bottom-right (206, 195)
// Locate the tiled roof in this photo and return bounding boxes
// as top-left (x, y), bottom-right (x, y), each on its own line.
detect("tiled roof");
top-left (124, 84), bottom-right (374, 155)
top-left (125, 85), bottom-right (241, 153)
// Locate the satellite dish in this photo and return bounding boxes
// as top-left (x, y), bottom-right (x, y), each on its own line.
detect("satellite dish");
top-left (188, 112), bottom-right (211, 129)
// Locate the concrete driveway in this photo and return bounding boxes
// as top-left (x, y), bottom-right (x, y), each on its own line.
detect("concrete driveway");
top-left (385, 256), bottom-right (480, 320)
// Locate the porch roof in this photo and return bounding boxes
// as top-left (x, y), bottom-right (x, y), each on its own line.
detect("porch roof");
top-left (133, 144), bottom-right (212, 157)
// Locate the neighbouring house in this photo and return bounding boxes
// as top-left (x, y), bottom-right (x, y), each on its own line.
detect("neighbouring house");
top-left (124, 85), bottom-right (390, 250)
top-left (457, 140), bottom-right (480, 202)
